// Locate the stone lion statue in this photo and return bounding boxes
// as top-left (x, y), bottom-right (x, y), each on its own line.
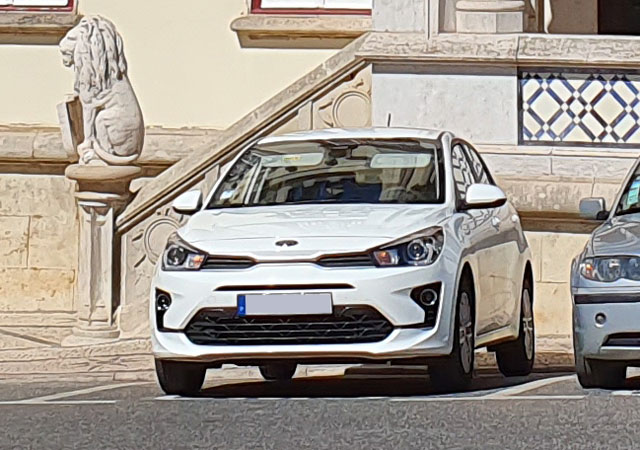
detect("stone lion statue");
top-left (60, 16), bottom-right (144, 166)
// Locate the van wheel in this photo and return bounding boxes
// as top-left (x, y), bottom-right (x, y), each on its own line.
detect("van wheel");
top-left (576, 356), bottom-right (626, 389)
top-left (429, 277), bottom-right (474, 391)
top-left (155, 359), bottom-right (206, 396)
top-left (259, 363), bottom-right (297, 381)
top-left (496, 278), bottom-right (535, 377)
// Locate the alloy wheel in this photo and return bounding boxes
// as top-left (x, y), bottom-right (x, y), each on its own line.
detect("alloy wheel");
top-left (522, 289), bottom-right (534, 361)
top-left (459, 292), bottom-right (474, 374)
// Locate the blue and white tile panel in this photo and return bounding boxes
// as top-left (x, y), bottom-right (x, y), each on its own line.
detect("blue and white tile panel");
top-left (521, 71), bottom-right (640, 146)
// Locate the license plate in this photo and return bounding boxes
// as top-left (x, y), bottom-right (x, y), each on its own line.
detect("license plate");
top-left (237, 293), bottom-right (332, 316)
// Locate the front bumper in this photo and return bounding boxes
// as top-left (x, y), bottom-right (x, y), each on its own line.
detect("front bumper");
top-left (150, 260), bottom-right (458, 363)
top-left (573, 289), bottom-right (640, 361)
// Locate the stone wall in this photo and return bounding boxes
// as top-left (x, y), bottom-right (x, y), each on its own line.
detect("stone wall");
top-left (527, 232), bottom-right (589, 353)
top-left (0, 173), bottom-right (77, 346)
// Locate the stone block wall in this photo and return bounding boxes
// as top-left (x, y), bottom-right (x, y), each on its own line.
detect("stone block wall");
top-left (0, 173), bottom-right (78, 347)
top-left (527, 232), bottom-right (590, 353)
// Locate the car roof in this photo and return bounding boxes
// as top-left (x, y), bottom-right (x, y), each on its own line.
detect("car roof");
top-left (257, 127), bottom-right (449, 145)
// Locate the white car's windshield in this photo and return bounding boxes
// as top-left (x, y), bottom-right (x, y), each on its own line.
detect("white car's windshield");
top-left (206, 139), bottom-right (444, 209)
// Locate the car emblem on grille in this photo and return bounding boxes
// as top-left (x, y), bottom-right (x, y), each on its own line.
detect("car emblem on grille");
top-left (275, 240), bottom-right (298, 248)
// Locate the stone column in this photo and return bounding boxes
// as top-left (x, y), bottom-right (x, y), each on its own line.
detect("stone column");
top-left (456, 0), bottom-right (525, 33)
top-left (63, 165), bottom-right (141, 345)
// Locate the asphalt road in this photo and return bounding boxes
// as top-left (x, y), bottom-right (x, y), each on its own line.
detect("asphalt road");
top-left (2, 367), bottom-right (640, 450)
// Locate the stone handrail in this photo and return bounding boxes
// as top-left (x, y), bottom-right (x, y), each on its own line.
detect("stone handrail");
top-left (116, 34), bottom-right (370, 234)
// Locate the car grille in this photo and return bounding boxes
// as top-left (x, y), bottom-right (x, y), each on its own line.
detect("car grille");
top-left (201, 257), bottom-right (255, 270)
top-left (316, 254), bottom-right (374, 267)
top-left (604, 333), bottom-right (640, 347)
top-left (184, 307), bottom-right (393, 346)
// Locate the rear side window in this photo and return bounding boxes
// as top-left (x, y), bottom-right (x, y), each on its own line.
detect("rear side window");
top-left (462, 143), bottom-right (493, 185)
top-left (451, 144), bottom-right (475, 204)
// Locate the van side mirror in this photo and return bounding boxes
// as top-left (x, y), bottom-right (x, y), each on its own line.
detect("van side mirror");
top-left (463, 184), bottom-right (507, 209)
top-left (579, 197), bottom-right (608, 220)
top-left (172, 190), bottom-right (203, 215)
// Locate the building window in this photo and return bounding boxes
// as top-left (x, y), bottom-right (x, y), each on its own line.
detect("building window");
top-left (251, 0), bottom-right (371, 14)
top-left (0, 0), bottom-right (74, 11)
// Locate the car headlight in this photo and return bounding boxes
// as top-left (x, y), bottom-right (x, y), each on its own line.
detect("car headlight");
top-left (162, 233), bottom-right (206, 271)
top-left (372, 227), bottom-right (444, 267)
top-left (580, 256), bottom-right (640, 282)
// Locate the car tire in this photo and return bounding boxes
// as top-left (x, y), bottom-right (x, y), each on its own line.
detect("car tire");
top-left (495, 278), bottom-right (535, 377)
top-left (259, 363), bottom-right (297, 381)
top-left (576, 356), bottom-right (626, 389)
top-left (155, 359), bottom-right (207, 396)
top-left (429, 276), bottom-right (475, 391)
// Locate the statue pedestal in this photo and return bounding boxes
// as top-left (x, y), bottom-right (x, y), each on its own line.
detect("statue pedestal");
top-left (62, 164), bottom-right (141, 346)
top-left (456, 0), bottom-right (525, 33)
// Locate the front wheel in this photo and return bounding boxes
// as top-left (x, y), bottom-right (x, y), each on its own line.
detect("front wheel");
top-left (576, 357), bottom-right (626, 389)
top-left (495, 279), bottom-right (535, 377)
top-left (429, 277), bottom-right (475, 391)
top-left (155, 359), bottom-right (207, 396)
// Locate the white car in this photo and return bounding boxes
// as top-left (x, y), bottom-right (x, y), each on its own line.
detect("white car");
top-left (151, 128), bottom-right (535, 396)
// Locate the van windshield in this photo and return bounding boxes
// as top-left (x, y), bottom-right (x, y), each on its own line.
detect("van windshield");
top-left (617, 164), bottom-right (640, 216)
top-left (206, 139), bottom-right (444, 209)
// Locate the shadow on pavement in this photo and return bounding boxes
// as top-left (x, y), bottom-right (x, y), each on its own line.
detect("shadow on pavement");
top-left (199, 369), bottom-right (572, 399)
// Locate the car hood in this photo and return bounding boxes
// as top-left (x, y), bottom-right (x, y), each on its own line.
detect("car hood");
top-left (588, 215), bottom-right (640, 257)
top-left (179, 204), bottom-right (449, 260)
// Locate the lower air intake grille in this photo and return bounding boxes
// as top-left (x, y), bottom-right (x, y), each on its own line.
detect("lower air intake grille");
top-left (184, 307), bottom-right (393, 346)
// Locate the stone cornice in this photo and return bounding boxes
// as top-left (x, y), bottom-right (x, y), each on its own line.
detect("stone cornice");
top-left (0, 13), bottom-right (80, 45)
top-left (0, 126), bottom-right (223, 167)
top-left (358, 32), bottom-right (640, 68)
top-left (231, 14), bottom-right (371, 49)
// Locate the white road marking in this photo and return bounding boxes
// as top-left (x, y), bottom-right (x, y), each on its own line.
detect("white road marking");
top-left (481, 375), bottom-right (576, 399)
top-left (17, 382), bottom-right (147, 404)
top-left (0, 400), bottom-right (116, 406)
top-left (390, 394), bottom-right (584, 402)
top-left (612, 390), bottom-right (640, 396)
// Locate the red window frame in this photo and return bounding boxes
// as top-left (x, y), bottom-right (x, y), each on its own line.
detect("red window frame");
top-left (0, 0), bottom-right (75, 12)
top-left (251, 0), bottom-right (370, 15)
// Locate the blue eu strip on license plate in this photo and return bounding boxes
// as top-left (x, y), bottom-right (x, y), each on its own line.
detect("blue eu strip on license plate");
top-left (237, 295), bottom-right (247, 316)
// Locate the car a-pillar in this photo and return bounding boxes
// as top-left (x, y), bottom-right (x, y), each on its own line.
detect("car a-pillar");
top-left (58, 16), bottom-right (145, 345)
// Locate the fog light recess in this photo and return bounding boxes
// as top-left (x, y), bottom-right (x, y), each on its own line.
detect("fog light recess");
top-left (155, 290), bottom-right (172, 331)
top-left (410, 283), bottom-right (441, 328)
top-left (595, 313), bottom-right (607, 326)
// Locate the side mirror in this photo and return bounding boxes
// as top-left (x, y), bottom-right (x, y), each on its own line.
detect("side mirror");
top-left (579, 197), bottom-right (608, 220)
top-left (172, 190), bottom-right (203, 215)
top-left (464, 184), bottom-right (507, 209)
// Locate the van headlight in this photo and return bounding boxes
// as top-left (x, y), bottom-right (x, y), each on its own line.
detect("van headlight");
top-left (373, 227), bottom-right (444, 267)
top-left (580, 256), bottom-right (640, 282)
top-left (162, 233), bottom-right (206, 271)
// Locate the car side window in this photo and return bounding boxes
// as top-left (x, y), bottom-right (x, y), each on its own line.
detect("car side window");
top-left (463, 143), bottom-right (492, 185)
top-left (451, 144), bottom-right (475, 203)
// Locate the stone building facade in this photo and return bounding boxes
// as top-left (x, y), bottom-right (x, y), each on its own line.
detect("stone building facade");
top-left (0, 0), bottom-right (637, 378)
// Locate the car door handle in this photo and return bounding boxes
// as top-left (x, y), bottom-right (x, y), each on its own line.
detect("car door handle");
top-left (491, 217), bottom-right (501, 228)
